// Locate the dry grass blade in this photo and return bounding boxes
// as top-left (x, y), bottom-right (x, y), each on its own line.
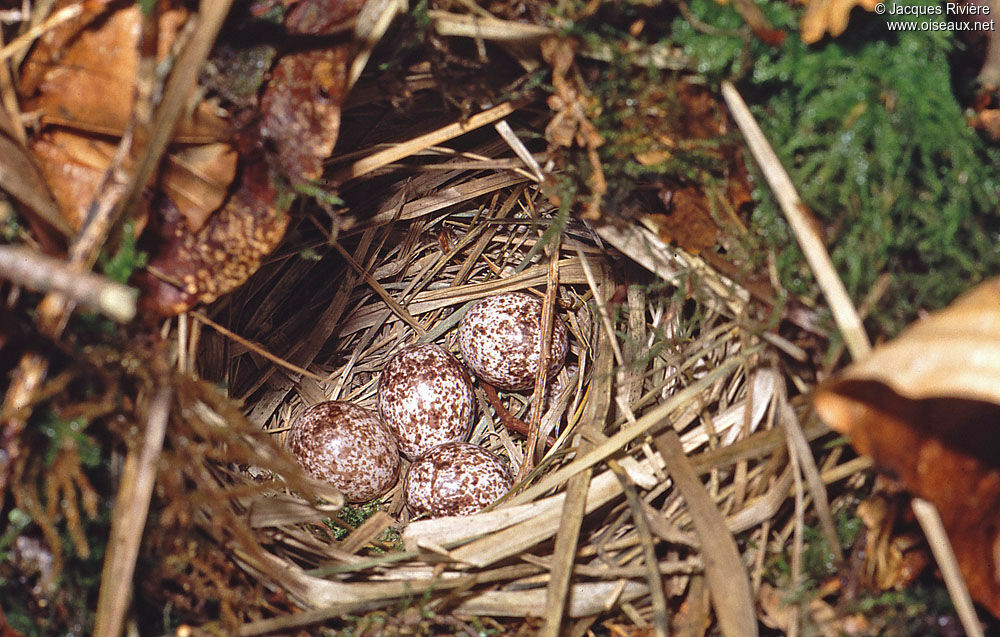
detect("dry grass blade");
top-left (778, 394), bottom-right (842, 562)
top-left (332, 240), bottom-right (426, 336)
top-left (333, 101), bottom-right (521, 183)
top-left (653, 429), bottom-right (758, 637)
top-left (340, 511), bottom-right (393, 554)
top-left (191, 311), bottom-right (328, 381)
top-left (508, 352), bottom-right (755, 507)
top-left (93, 385), bottom-right (171, 637)
top-left (363, 172), bottom-right (531, 226)
top-left (611, 458), bottom-right (670, 636)
top-left (338, 257), bottom-right (589, 335)
top-left (720, 81), bottom-right (868, 361)
top-left (348, 0), bottom-right (405, 89)
top-left (539, 313), bottom-right (615, 636)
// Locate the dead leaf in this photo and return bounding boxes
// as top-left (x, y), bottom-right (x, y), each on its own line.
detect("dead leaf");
top-left (0, 110), bottom-right (68, 241)
top-left (161, 143), bottom-right (239, 232)
top-left (19, 1), bottom-right (229, 142)
top-left (621, 82), bottom-right (752, 254)
top-left (137, 161), bottom-right (291, 316)
top-left (28, 129), bottom-right (144, 234)
top-left (800, 0), bottom-right (880, 44)
top-left (259, 0), bottom-right (362, 183)
top-left (730, 0), bottom-right (787, 46)
top-left (260, 47), bottom-right (352, 183)
top-left (814, 277), bottom-right (1000, 616)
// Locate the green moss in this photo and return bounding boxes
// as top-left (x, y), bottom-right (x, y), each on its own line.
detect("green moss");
top-left (673, 0), bottom-right (1000, 335)
top-left (100, 220), bottom-right (148, 285)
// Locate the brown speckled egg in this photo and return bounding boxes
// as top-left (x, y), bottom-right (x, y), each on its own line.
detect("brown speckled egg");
top-left (287, 401), bottom-right (399, 502)
top-left (404, 442), bottom-right (513, 517)
top-left (378, 343), bottom-right (475, 460)
top-left (459, 292), bottom-right (569, 390)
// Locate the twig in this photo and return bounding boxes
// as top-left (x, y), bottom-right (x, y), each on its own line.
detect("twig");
top-left (0, 245), bottom-right (136, 322)
top-left (0, 3), bottom-right (83, 63)
top-left (538, 313), bottom-right (615, 637)
top-left (93, 385), bottom-right (171, 637)
top-left (911, 498), bottom-right (985, 637)
top-left (481, 382), bottom-right (556, 448)
top-left (517, 248), bottom-right (560, 480)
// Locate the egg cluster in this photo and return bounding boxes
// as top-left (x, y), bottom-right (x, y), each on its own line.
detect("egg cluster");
top-left (287, 292), bottom-right (569, 517)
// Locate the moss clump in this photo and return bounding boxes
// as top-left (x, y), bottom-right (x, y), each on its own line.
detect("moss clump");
top-left (673, 0), bottom-right (1000, 335)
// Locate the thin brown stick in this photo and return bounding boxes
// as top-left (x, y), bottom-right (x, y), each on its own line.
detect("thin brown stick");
top-left (93, 385), bottom-right (171, 637)
top-left (721, 81), bottom-right (870, 361)
top-left (722, 79), bottom-right (984, 637)
top-left (911, 498), bottom-right (986, 637)
top-left (481, 382), bottom-right (556, 448)
top-left (516, 249), bottom-right (560, 481)
top-left (538, 316), bottom-right (615, 637)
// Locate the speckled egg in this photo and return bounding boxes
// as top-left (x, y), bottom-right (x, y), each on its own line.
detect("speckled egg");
top-left (458, 292), bottom-right (569, 390)
top-left (378, 343), bottom-right (475, 460)
top-left (287, 401), bottom-right (399, 502)
top-left (404, 442), bottom-right (513, 517)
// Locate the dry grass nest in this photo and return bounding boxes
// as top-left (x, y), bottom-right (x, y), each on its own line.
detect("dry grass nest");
top-left (116, 117), bottom-right (866, 635)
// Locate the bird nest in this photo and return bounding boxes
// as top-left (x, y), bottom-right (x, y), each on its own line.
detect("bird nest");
top-left (124, 110), bottom-right (860, 634)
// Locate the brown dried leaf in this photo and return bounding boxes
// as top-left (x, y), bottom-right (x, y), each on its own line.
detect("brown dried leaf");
top-left (800, 0), bottom-right (880, 44)
top-left (19, 1), bottom-right (228, 142)
top-left (814, 278), bottom-right (1000, 616)
top-left (626, 82), bottom-right (752, 254)
top-left (0, 111), bottom-right (67, 239)
top-left (29, 129), bottom-right (146, 233)
top-left (161, 143), bottom-right (238, 232)
top-left (259, 0), bottom-right (362, 183)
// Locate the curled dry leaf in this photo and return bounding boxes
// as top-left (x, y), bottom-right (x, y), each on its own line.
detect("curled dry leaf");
top-left (800, 0), bottom-right (880, 44)
top-left (813, 278), bottom-right (1000, 616)
top-left (137, 161), bottom-right (291, 316)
